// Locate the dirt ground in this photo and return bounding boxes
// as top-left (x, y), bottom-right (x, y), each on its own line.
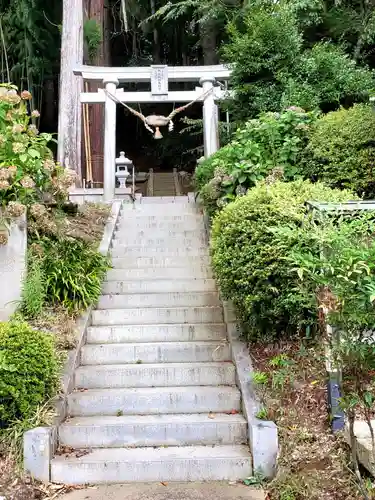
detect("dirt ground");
top-left (251, 339), bottom-right (373, 499)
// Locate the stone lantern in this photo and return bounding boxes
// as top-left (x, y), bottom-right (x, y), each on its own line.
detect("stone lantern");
top-left (115, 152), bottom-right (133, 188)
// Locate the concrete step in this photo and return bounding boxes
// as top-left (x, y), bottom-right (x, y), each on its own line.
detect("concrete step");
top-left (81, 341), bottom-right (230, 365)
top-left (117, 218), bottom-right (204, 231)
top-left (110, 255), bottom-right (210, 269)
top-left (51, 445), bottom-right (252, 484)
top-left (110, 245), bottom-right (209, 257)
top-left (114, 227), bottom-right (207, 236)
top-left (59, 413), bottom-right (247, 448)
top-left (105, 267), bottom-right (213, 280)
top-left (118, 212), bottom-right (202, 221)
top-left (67, 386), bottom-right (241, 416)
top-left (119, 210), bottom-right (200, 219)
top-left (75, 362), bottom-right (236, 389)
top-left (92, 307), bottom-right (223, 326)
top-left (140, 196), bottom-right (190, 204)
top-left (111, 236), bottom-right (207, 248)
top-left (102, 278), bottom-right (217, 295)
top-left (117, 214), bottom-right (204, 226)
top-left (97, 292), bottom-right (220, 310)
top-left (114, 228), bottom-right (206, 239)
top-left (51, 482), bottom-right (265, 500)
top-left (121, 202), bottom-right (197, 213)
top-left (86, 323), bottom-right (227, 344)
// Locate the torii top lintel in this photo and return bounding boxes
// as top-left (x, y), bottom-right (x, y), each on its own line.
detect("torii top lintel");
top-left (73, 64), bottom-right (232, 83)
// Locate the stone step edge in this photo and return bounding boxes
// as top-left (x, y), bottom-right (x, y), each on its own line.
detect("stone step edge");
top-left (60, 413), bottom-right (246, 426)
top-left (86, 323), bottom-right (227, 343)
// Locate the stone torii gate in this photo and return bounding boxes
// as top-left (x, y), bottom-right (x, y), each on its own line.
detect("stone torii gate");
top-left (59, 65), bottom-right (231, 202)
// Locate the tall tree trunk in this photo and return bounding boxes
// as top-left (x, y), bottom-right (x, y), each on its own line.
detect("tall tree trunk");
top-left (200, 21), bottom-right (218, 65)
top-left (58, 0), bottom-right (83, 182)
top-left (85, 0), bottom-right (111, 185)
top-left (150, 0), bottom-right (161, 63)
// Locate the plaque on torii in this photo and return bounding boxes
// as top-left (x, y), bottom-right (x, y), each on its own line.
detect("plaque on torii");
top-left (150, 65), bottom-right (169, 96)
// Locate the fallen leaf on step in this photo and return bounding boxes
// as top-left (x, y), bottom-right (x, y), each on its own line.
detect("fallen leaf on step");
top-left (208, 412), bottom-right (215, 419)
top-left (160, 482), bottom-right (168, 487)
top-left (75, 449), bottom-right (91, 458)
top-left (225, 409), bottom-right (239, 415)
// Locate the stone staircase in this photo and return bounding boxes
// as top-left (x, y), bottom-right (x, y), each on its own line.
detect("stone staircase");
top-left (51, 196), bottom-right (252, 484)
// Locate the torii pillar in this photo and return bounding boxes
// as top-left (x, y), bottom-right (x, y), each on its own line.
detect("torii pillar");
top-left (199, 76), bottom-right (220, 157)
top-left (103, 78), bottom-right (119, 202)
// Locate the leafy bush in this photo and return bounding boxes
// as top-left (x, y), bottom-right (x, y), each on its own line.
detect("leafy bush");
top-left (39, 237), bottom-right (110, 312)
top-left (277, 213), bottom-right (375, 334)
top-left (210, 180), bottom-right (356, 339)
top-left (196, 108), bottom-right (315, 214)
top-left (0, 321), bottom-right (59, 428)
top-left (304, 104), bottom-right (375, 198)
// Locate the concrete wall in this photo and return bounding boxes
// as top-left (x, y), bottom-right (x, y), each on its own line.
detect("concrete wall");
top-left (0, 214), bottom-right (27, 321)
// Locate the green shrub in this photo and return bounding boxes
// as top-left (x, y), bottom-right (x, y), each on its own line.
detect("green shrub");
top-left (0, 321), bottom-right (59, 428)
top-left (196, 108), bottom-right (315, 214)
top-left (275, 213), bottom-right (375, 334)
top-left (304, 104), bottom-right (375, 198)
top-left (223, 3), bottom-right (374, 120)
top-left (210, 180), bottom-right (356, 338)
top-left (41, 238), bottom-right (110, 311)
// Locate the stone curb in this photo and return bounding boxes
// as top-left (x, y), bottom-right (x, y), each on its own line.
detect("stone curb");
top-left (199, 200), bottom-right (278, 478)
top-left (344, 420), bottom-right (375, 476)
top-left (223, 304), bottom-right (278, 479)
top-left (23, 200), bottom-right (122, 483)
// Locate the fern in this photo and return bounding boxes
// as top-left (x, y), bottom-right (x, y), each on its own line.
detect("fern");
top-left (141, 0), bottom-right (239, 27)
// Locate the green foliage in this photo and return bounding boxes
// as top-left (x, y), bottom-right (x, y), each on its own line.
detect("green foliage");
top-left (0, 0), bottom-right (61, 101)
top-left (223, 4), bottom-right (374, 120)
top-left (277, 213), bottom-right (375, 335)
top-left (0, 321), bottom-right (59, 429)
top-left (196, 107), bottom-right (315, 214)
top-left (268, 210), bottom-right (375, 487)
top-left (223, 4), bottom-right (302, 119)
top-left (304, 104), bottom-right (375, 198)
top-left (84, 19), bottom-right (102, 64)
top-left (281, 43), bottom-right (374, 111)
top-left (40, 237), bottom-right (110, 312)
top-left (210, 180), bottom-right (356, 339)
top-left (0, 85), bottom-right (76, 210)
top-left (20, 250), bottom-right (46, 318)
